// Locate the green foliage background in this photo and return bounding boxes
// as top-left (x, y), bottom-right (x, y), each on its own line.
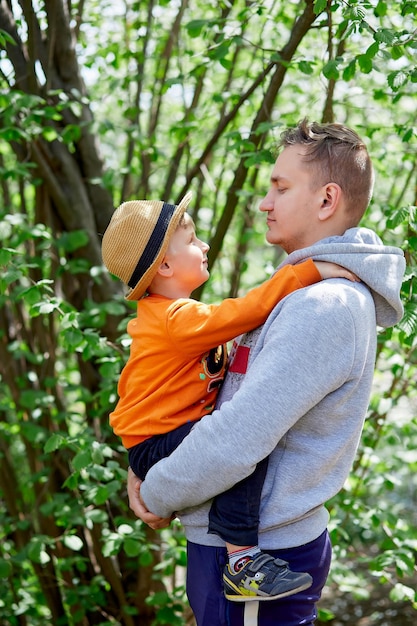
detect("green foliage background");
top-left (0, 1), bottom-right (416, 625)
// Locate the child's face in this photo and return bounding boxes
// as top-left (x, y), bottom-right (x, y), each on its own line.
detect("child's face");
top-left (165, 213), bottom-right (210, 293)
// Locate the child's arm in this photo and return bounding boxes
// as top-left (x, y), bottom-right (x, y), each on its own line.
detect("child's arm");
top-left (166, 259), bottom-right (355, 353)
top-left (314, 261), bottom-right (359, 282)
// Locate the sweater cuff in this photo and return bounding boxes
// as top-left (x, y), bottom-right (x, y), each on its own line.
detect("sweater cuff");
top-left (295, 259), bottom-right (321, 286)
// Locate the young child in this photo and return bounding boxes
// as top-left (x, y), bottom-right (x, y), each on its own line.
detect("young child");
top-left (102, 191), bottom-right (357, 602)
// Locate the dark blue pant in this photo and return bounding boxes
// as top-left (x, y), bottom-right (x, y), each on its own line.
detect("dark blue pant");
top-left (128, 421), bottom-right (268, 545)
top-left (186, 530), bottom-right (332, 626)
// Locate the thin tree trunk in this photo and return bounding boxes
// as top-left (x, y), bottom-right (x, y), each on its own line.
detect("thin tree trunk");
top-left (195, 0), bottom-right (320, 298)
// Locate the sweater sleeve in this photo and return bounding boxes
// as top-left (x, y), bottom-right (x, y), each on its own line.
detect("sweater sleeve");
top-left (165, 259), bottom-right (321, 354)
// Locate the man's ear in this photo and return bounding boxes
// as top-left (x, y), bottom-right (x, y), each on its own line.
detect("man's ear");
top-left (156, 258), bottom-right (174, 278)
top-left (318, 183), bottom-right (342, 221)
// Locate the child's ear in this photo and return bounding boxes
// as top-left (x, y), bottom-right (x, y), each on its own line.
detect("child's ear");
top-left (157, 258), bottom-right (173, 277)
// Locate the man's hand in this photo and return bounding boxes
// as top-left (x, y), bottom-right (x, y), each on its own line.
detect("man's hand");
top-left (127, 467), bottom-right (174, 530)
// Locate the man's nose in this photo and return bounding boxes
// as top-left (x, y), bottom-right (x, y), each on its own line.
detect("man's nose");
top-left (259, 191), bottom-right (273, 212)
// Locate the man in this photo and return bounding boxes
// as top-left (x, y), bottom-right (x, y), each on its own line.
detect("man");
top-left (127, 119), bottom-right (405, 625)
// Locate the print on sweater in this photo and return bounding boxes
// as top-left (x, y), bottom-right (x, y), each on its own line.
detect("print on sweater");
top-left (201, 344), bottom-right (227, 393)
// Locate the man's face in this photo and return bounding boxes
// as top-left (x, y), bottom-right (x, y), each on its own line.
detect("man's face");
top-left (259, 145), bottom-right (324, 254)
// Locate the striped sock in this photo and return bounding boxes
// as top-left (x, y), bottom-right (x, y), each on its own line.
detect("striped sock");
top-left (228, 546), bottom-right (261, 573)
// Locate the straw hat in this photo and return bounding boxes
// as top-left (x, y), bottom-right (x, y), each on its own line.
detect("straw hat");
top-left (102, 191), bottom-right (192, 300)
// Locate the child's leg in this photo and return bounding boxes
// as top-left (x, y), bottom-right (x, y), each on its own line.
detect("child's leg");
top-left (208, 457), bottom-right (268, 547)
top-left (209, 457), bottom-right (267, 574)
top-left (208, 459), bottom-right (313, 602)
top-left (128, 421), bottom-right (196, 479)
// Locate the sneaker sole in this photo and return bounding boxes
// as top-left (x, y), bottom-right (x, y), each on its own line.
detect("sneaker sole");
top-left (224, 579), bottom-right (313, 602)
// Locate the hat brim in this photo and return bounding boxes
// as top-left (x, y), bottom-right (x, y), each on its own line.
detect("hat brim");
top-left (125, 191), bottom-right (193, 300)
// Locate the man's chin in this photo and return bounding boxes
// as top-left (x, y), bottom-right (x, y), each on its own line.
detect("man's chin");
top-left (265, 231), bottom-right (279, 245)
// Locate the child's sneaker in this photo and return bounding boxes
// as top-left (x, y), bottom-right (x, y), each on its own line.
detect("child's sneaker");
top-left (223, 552), bottom-right (312, 602)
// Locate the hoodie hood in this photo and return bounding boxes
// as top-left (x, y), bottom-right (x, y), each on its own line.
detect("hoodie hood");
top-left (281, 227), bottom-right (405, 328)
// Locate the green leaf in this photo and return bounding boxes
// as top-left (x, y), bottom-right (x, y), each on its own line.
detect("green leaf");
top-left (103, 301), bottom-right (127, 316)
top-left (243, 149), bottom-right (275, 167)
top-left (386, 206), bottom-right (410, 229)
top-left (0, 127), bottom-right (29, 142)
top-left (62, 124), bottom-right (82, 144)
top-left (63, 327), bottom-right (85, 349)
top-left (32, 300), bottom-right (60, 315)
top-left (389, 582), bottom-right (416, 603)
top-left (20, 285), bottom-right (43, 305)
top-left (139, 550), bottom-right (154, 567)
top-left (317, 607), bottom-right (336, 622)
top-left (91, 443), bottom-right (105, 464)
top-left (63, 472), bottom-right (80, 490)
top-left (63, 535), bottom-right (84, 551)
top-left (118, 523), bottom-right (134, 535)
top-left (322, 59), bottom-right (340, 80)
top-left (44, 433), bottom-right (66, 453)
top-left (72, 449), bottom-right (92, 471)
top-left (0, 28), bottom-right (17, 47)
top-left (57, 230), bottom-right (89, 252)
top-left (0, 217), bottom-right (13, 239)
top-left (42, 126), bottom-right (59, 142)
top-left (0, 558), bottom-right (12, 578)
top-left (358, 54), bottom-right (373, 74)
top-left (366, 42), bottom-right (379, 59)
top-left (374, 28), bottom-right (396, 46)
top-left (374, 1), bottom-right (388, 17)
top-left (28, 540), bottom-right (51, 565)
top-left (387, 70), bottom-right (409, 91)
top-left (298, 60), bottom-right (314, 75)
top-left (401, 127), bottom-right (414, 143)
top-left (398, 301), bottom-right (417, 337)
top-left (123, 538), bottom-right (141, 557)
top-left (343, 59), bottom-right (357, 81)
top-left (85, 508), bottom-right (108, 524)
top-left (208, 40), bottom-right (231, 61)
top-left (313, 0), bottom-right (327, 15)
top-left (0, 248), bottom-right (17, 265)
top-left (351, 6), bottom-right (366, 21)
top-left (156, 606), bottom-right (183, 625)
top-left (20, 389), bottom-right (55, 409)
top-left (93, 484), bottom-right (112, 505)
top-left (219, 57), bottom-right (232, 70)
top-left (185, 19), bottom-right (208, 38)
top-left (391, 45), bottom-right (404, 60)
top-left (146, 590), bottom-right (170, 605)
top-left (102, 535), bottom-right (123, 557)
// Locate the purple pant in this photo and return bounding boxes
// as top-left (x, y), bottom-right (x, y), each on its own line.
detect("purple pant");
top-left (186, 530), bottom-right (332, 626)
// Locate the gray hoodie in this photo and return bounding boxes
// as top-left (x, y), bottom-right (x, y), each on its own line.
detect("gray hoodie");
top-left (140, 227), bottom-right (405, 550)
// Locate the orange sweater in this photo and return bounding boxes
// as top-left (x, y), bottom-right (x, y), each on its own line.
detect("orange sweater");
top-left (110, 260), bottom-right (321, 448)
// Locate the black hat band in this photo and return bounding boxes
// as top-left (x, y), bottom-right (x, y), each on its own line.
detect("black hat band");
top-left (128, 202), bottom-right (176, 289)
